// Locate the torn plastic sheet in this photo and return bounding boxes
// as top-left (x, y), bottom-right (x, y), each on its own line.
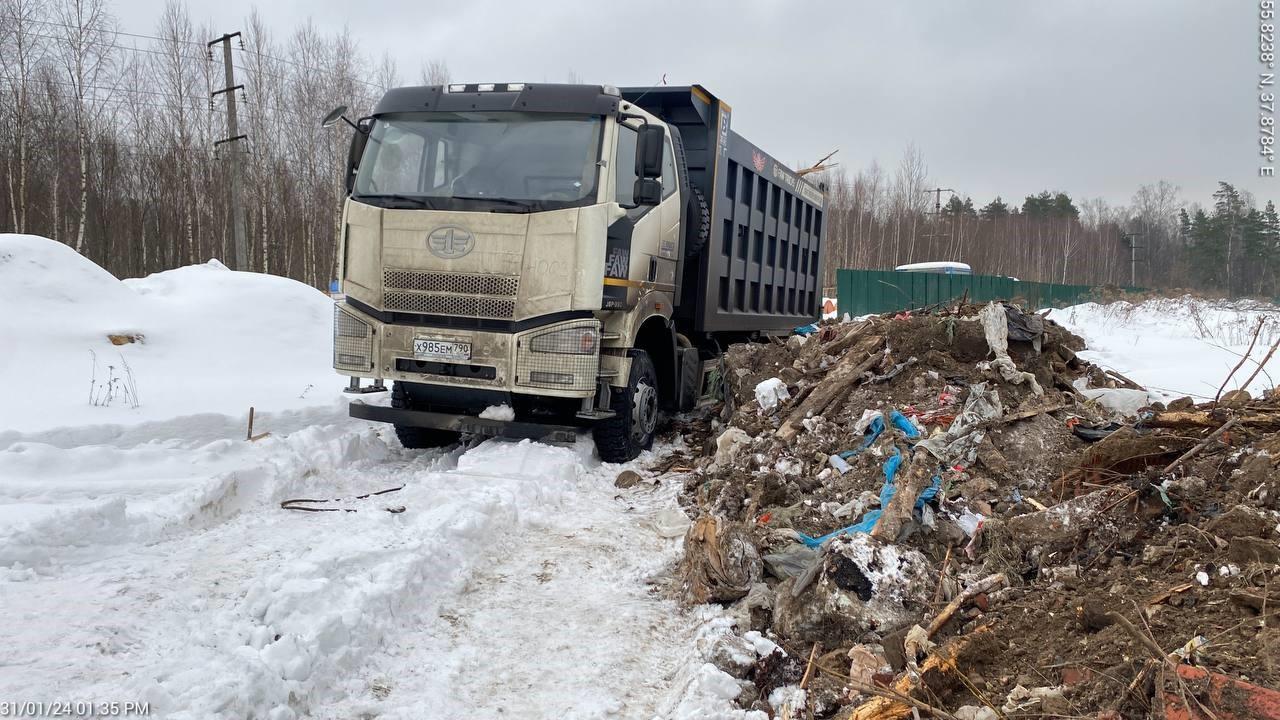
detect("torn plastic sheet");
top-left (853, 409), bottom-right (883, 435)
top-left (796, 449), bottom-right (941, 548)
top-left (838, 409), bottom-right (921, 460)
top-left (1004, 304), bottom-right (1045, 351)
top-left (979, 301), bottom-right (1043, 395)
top-left (917, 382), bottom-right (1003, 466)
top-left (755, 377), bottom-right (791, 411)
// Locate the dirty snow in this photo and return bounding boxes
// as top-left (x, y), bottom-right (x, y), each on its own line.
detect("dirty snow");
top-left (0, 234), bottom-right (754, 719)
top-left (1059, 296), bottom-right (1280, 400)
top-left (478, 403), bottom-right (516, 421)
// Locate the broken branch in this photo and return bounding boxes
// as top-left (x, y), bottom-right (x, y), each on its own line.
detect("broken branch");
top-left (1161, 417), bottom-right (1239, 475)
top-left (776, 336), bottom-right (885, 442)
top-left (1215, 317), bottom-right (1264, 404)
top-left (926, 573), bottom-right (1006, 638)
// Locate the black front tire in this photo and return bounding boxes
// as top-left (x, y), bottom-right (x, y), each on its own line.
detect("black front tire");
top-left (593, 350), bottom-right (659, 463)
top-left (390, 381), bottom-right (461, 449)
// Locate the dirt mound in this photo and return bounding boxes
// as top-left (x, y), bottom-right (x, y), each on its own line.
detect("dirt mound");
top-left (663, 301), bottom-right (1280, 718)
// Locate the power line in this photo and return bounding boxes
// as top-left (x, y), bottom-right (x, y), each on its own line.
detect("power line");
top-left (0, 74), bottom-right (210, 101)
top-left (237, 45), bottom-right (382, 90)
top-left (18, 30), bottom-right (209, 61)
top-left (2, 15), bottom-right (207, 47)
top-left (9, 25), bottom-right (383, 94)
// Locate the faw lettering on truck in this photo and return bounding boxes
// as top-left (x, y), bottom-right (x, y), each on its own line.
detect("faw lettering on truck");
top-left (321, 83), bottom-right (827, 462)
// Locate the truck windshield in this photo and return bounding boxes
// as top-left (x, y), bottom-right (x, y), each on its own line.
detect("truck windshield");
top-left (353, 112), bottom-right (602, 212)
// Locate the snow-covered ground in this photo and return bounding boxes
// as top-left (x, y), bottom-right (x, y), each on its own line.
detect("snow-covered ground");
top-left (0, 235), bottom-right (754, 720)
top-left (1059, 296), bottom-right (1280, 401)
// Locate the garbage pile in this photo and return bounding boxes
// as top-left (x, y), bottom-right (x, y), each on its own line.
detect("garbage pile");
top-left (666, 301), bottom-right (1280, 719)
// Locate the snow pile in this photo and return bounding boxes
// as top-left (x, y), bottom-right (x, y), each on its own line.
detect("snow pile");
top-left (0, 233), bottom-right (342, 433)
top-left (478, 403), bottom-right (515, 421)
top-left (1059, 296), bottom-right (1280, 400)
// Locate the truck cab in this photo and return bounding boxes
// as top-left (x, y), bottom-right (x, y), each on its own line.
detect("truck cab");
top-left (329, 83), bottom-right (825, 461)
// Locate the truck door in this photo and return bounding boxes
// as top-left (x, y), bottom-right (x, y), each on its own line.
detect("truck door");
top-left (603, 125), bottom-right (680, 310)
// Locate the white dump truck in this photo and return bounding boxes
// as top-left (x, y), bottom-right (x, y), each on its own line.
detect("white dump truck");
top-left (324, 83), bottom-right (827, 461)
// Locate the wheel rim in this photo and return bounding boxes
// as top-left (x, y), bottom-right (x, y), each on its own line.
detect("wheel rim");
top-left (632, 381), bottom-right (658, 442)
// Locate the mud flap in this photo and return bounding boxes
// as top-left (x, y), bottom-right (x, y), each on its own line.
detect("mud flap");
top-left (677, 347), bottom-right (701, 412)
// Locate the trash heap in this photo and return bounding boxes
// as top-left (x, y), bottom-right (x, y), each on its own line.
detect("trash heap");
top-left (668, 301), bottom-right (1280, 719)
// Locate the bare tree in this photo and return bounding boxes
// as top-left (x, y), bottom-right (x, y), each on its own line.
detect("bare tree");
top-left (419, 58), bottom-right (449, 86)
top-left (0, 0), bottom-right (49, 233)
top-left (53, 0), bottom-right (116, 255)
top-left (375, 51), bottom-right (399, 92)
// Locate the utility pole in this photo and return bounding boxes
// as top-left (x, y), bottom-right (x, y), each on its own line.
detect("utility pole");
top-left (920, 188), bottom-right (957, 245)
top-left (1121, 232), bottom-right (1144, 286)
top-left (209, 31), bottom-right (248, 271)
top-left (923, 187), bottom-right (956, 216)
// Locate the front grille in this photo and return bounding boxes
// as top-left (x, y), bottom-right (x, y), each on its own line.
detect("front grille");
top-left (384, 292), bottom-right (516, 319)
top-left (384, 269), bottom-right (519, 296)
top-left (382, 268), bottom-right (518, 319)
top-left (333, 305), bottom-right (373, 372)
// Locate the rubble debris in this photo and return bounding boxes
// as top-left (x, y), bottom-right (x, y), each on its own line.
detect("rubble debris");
top-left (614, 469), bottom-right (645, 488)
top-left (658, 299), bottom-right (1280, 718)
top-left (755, 377), bottom-right (791, 413)
top-left (681, 515), bottom-right (763, 604)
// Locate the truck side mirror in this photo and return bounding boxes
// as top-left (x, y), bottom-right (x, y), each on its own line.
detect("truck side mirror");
top-left (635, 124), bottom-right (664, 179)
top-left (321, 105), bottom-right (349, 129)
top-left (633, 178), bottom-right (662, 206)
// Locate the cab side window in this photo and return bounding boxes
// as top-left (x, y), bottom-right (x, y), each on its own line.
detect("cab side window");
top-left (661, 139), bottom-right (678, 199)
top-left (615, 125), bottom-right (638, 208)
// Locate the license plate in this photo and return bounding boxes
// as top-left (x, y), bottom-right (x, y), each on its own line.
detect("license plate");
top-left (413, 337), bottom-right (471, 361)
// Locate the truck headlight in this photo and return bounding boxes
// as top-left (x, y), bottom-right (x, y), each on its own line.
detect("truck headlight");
top-left (529, 327), bottom-right (599, 355)
top-left (529, 371), bottom-right (575, 385)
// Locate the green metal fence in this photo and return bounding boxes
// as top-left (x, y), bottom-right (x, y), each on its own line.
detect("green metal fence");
top-left (834, 269), bottom-right (1140, 317)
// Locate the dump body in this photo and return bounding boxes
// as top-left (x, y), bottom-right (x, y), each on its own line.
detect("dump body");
top-left (621, 86), bottom-right (826, 335)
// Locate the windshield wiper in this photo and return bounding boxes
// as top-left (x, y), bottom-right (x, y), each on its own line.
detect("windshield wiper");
top-left (354, 193), bottom-right (430, 208)
top-left (450, 195), bottom-right (535, 212)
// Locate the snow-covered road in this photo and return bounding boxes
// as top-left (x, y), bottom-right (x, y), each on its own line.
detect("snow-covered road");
top-left (318, 440), bottom-right (696, 720)
top-left (1, 413), bottom-right (729, 718)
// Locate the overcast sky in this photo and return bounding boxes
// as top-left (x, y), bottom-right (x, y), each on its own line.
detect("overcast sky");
top-left (119, 0), bottom-right (1265, 209)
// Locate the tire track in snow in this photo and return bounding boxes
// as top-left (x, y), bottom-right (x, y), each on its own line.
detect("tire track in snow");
top-left (3, 427), bottom-right (747, 719)
top-left (316, 449), bottom-right (696, 719)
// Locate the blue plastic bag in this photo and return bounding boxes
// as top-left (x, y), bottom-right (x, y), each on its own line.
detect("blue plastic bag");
top-left (796, 449), bottom-right (941, 548)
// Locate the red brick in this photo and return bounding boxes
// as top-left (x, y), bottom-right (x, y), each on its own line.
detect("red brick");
top-left (1060, 666), bottom-right (1093, 687)
top-left (1161, 664), bottom-right (1280, 720)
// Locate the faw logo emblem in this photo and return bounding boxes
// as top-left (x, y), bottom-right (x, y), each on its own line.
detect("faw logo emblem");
top-left (751, 150), bottom-right (767, 173)
top-left (427, 226), bottom-right (475, 259)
